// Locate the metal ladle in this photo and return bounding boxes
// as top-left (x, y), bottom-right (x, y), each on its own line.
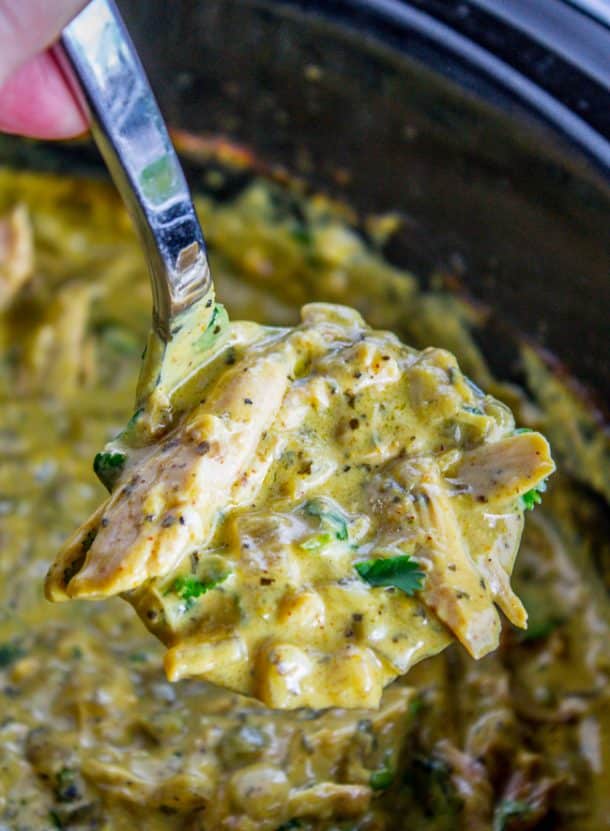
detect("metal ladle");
top-left (58, 0), bottom-right (216, 422)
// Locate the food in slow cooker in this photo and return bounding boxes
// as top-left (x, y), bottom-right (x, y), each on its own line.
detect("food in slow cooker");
top-left (0, 167), bottom-right (607, 830)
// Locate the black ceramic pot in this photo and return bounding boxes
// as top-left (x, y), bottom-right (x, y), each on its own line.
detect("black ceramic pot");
top-left (114, 0), bottom-right (610, 407)
top-left (3, 0), bottom-right (609, 406)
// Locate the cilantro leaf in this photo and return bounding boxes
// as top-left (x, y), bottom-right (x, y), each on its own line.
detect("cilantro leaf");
top-left (521, 478), bottom-right (547, 511)
top-left (49, 811), bottom-right (64, 830)
top-left (520, 612), bottom-right (564, 642)
top-left (355, 554), bottom-right (425, 596)
top-left (0, 641), bottom-right (25, 668)
top-left (171, 572), bottom-right (229, 609)
top-left (369, 764), bottom-right (394, 790)
top-left (290, 224), bottom-right (312, 246)
top-left (55, 767), bottom-right (79, 803)
top-left (94, 451), bottom-right (127, 491)
top-left (128, 651), bottom-right (149, 662)
top-left (404, 754), bottom-right (460, 818)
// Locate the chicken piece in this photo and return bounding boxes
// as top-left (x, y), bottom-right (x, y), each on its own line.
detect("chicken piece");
top-left (386, 458), bottom-right (503, 658)
top-left (45, 502), bottom-right (109, 602)
top-left (0, 204), bottom-right (34, 310)
top-left (46, 344), bottom-right (296, 599)
top-left (450, 432), bottom-right (555, 503)
top-left (19, 282), bottom-right (95, 396)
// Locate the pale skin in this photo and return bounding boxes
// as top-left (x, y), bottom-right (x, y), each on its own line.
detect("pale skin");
top-left (0, 0), bottom-right (89, 138)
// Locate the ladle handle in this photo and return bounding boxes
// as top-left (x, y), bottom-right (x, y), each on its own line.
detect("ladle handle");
top-left (59, 0), bottom-right (211, 341)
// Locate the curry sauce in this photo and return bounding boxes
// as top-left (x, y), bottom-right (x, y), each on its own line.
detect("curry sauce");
top-left (46, 301), bottom-right (553, 709)
top-left (0, 167), bottom-right (607, 829)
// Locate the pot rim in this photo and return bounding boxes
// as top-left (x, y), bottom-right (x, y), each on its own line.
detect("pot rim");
top-left (264, 0), bottom-right (610, 172)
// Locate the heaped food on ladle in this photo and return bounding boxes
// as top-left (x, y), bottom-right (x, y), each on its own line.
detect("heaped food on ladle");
top-left (46, 301), bottom-right (554, 709)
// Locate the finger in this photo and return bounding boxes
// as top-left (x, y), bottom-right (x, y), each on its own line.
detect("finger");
top-left (0, 51), bottom-right (88, 139)
top-left (0, 0), bottom-right (88, 85)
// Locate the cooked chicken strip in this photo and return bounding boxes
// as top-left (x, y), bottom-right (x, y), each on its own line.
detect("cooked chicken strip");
top-left (450, 432), bottom-right (555, 503)
top-left (46, 345), bottom-right (296, 598)
top-left (0, 204), bottom-right (33, 310)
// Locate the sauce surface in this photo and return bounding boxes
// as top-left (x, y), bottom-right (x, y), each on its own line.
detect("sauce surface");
top-left (0, 168), bottom-right (608, 829)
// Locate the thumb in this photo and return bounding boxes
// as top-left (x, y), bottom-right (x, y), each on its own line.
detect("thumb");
top-left (0, 0), bottom-right (89, 85)
top-left (0, 0), bottom-right (90, 138)
top-left (0, 51), bottom-right (88, 139)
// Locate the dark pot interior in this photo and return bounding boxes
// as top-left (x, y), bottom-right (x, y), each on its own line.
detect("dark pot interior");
top-left (2, 0), bottom-right (608, 406)
top-left (119, 0), bottom-right (610, 408)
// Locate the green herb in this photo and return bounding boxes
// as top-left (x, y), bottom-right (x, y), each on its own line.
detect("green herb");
top-left (521, 479), bottom-right (547, 511)
top-left (493, 799), bottom-right (533, 831)
top-left (55, 767), bottom-right (79, 803)
top-left (370, 764), bottom-right (394, 790)
top-left (303, 499), bottom-right (348, 541)
top-left (514, 427), bottom-right (533, 434)
top-left (94, 451), bottom-right (127, 491)
top-left (171, 572), bottom-right (229, 609)
top-left (276, 821), bottom-right (302, 831)
top-left (404, 755), bottom-right (460, 820)
top-left (355, 555), bottom-right (425, 596)
top-left (300, 533), bottom-right (334, 551)
top-left (49, 810), bottom-right (64, 829)
top-left (520, 615), bottom-right (563, 642)
top-left (408, 697), bottom-right (424, 717)
top-left (194, 303), bottom-right (228, 351)
top-left (57, 768), bottom-right (74, 787)
top-left (0, 641), bottom-right (25, 668)
top-left (290, 223), bottom-right (312, 246)
top-left (128, 651), bottom-right (149, 662)
top-left (462, 405), bottom-right (484, 416)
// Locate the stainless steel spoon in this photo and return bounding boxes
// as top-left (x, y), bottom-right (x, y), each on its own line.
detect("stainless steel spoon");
top-left (57, 0), bottom-right (216, 424)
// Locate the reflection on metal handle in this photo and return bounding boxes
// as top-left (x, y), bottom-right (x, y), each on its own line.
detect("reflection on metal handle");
top-left (58, 0), bottom-right (211, 342)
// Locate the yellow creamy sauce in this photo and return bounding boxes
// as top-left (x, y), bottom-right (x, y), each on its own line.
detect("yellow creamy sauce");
top-left (46, 302), bottom-right (552, 710)
top-left (0, 169), bottom-right (608, 829)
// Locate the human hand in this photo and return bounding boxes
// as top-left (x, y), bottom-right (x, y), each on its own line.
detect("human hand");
top-left (0, 0), bottom-right (89, 138)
